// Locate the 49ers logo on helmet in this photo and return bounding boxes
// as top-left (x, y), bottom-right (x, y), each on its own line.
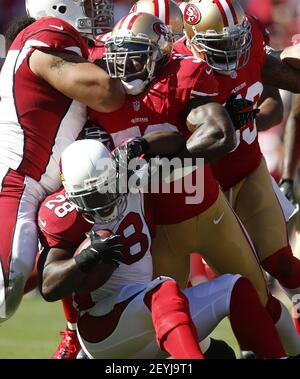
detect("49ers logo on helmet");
top-left (153, 22), bottom-right (169, 37)
top-left (184, 4), bottom-right (201, 25)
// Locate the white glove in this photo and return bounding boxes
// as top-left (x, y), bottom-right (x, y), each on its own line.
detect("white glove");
top-left (121, 79), bottom-right (146, 95)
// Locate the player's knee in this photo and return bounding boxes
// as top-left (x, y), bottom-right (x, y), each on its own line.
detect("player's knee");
top-left (144, 280), bottom-right (195, 348)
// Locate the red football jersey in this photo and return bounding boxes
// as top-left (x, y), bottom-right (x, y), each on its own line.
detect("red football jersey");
top-left (38, 187), bottom-right (155, 250)
top-left (38, 187), bottom-right (91, 249)
top-left (0, 17), bottom-right (88, 193)
top-left (174, 16), bottom-right (268, 191)
top-left (89, 54), bottom-right (220, 224)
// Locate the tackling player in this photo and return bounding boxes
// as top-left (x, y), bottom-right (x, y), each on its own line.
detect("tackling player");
top-left (0, 0), bottom-right (125, 324)
top-left (173, 0), bottom-right (300, 355)
top-left (279, 37), bottom-right (300, 334)
top-left (38, 139), bottom-right (289, 359)
top-left (82, 12), bottom-right (300, 358)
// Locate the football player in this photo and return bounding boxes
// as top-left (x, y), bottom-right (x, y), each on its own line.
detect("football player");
top-left (174, 0), bottom-right (300, 354)
top-left (38, 139), bottom-right (288, 359)
top-left (279, 40), bottom-right (300, 334)
top-left (85, 12), bottom-right (300, 357)
top-left (0, 0), bottom-right (125, 325)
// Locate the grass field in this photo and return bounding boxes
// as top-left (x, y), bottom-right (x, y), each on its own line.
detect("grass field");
top-left (0, 292), bottom-right (240, 359)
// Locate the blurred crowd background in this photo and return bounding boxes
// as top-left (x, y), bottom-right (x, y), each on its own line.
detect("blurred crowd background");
top-left (0, 0), bottom-right (300, 181)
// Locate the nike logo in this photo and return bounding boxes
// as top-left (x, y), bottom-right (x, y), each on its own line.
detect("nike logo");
top-left (49, 25), bottom-right (64, 31)
top-left (206, 68), bottom-right (213, 75)
top-left (213, 212), bottom-right (224, 225)
top-left (38, 218), bottom-right (47, 228)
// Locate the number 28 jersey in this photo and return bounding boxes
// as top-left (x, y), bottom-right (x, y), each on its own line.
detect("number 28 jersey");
top-left (38, 187), bottom-right (155, 310)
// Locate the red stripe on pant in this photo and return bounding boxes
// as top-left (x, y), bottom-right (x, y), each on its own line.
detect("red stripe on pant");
top-left (0, 169), bottom-right (25, 288)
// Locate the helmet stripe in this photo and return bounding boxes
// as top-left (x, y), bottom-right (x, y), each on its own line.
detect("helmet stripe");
top-left (215, 0), bottom-right (237, 27)
top-left (120, 12), bottom-right (140, 31)
top-left (117, 15), bottom-right (128, 30)
top-left (154, 0), bottom-right (170, 26)
top-left (127, 13), bottom-right (140, 30)
top-left (154, 0), bottom-right (160, 18)
top-left (225, 0), bottom-right (239, 25)
top-left (164, 0), bottom-right (170, 26)
top-left (214, 0), bottom-right (229, 27)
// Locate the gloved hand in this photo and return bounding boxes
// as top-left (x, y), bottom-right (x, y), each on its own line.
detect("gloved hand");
top-left (225, 94), bottom-right (260, 130)
top-left (112, 137), bottom-right (150, 173)
top-left (75, 231), bottom-right (124, 273)
top-left (279, 178), bottom-right (296, 204)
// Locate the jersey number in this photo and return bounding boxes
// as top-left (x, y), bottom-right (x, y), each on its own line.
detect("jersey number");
top-left (117, 212), bottom-right (149, 265)
top-left (234, 81), bottom-right (263, 150)
top-left (45, 194), bottom-right (76, 218)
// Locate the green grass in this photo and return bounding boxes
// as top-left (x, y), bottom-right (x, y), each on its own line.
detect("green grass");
top-left (0, 292), bottom-right (239, 359)
top-left (0, 293), bottom-right (65, 359)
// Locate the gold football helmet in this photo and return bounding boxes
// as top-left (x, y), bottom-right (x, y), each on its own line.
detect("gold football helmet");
top-left (183, 0), bottom-right (252, 72)
top-left (104, 12), bottom-right (173, 85)
top-left (130, 0), bottom-right (184, 41)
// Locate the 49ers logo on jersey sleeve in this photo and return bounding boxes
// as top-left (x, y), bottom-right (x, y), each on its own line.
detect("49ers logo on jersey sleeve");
top-left (184, 5), bottom-right (201, 25)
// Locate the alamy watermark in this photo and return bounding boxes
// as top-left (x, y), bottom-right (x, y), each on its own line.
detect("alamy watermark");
top-left (90, 156), bottom-right (205, 205)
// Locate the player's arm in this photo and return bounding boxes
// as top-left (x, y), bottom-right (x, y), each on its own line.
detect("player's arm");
top-left (143, 131), bottom-right (186, 156)
top-left (38, 233), bottom-right (122, 302)
top-left (184, 98), bottom-right (236, 162)
top-left (29, 49), bottom-right (125, 112)
top-left (280, 94), bottom-right (300, 201)
top-left (113, 131), bottom-right (187, 165)
top-left (280, 44), bottom-right (300, 70)
top-left (256, 85), bottom-right (283, 131)
top-left (262, 54), bottom-right (300, 93)
top-left (38, 247), bottom-right (90, 301)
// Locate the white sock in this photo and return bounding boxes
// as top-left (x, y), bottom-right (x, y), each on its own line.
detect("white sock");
top-left (199, 336), bottom-right (211, 353)
top-left (67, 322), bottom-right (77, 332)
top-left (275, 301), bottom-right (300, 356)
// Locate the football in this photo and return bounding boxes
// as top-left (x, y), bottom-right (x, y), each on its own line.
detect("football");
top-left (74, 229), bottom-right (116, 293)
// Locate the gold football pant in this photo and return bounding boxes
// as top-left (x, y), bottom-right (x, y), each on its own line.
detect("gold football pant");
top-left (226, 158), bottom-right (289, 262)
top-left (152, 190), bottom-right (269, 305)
